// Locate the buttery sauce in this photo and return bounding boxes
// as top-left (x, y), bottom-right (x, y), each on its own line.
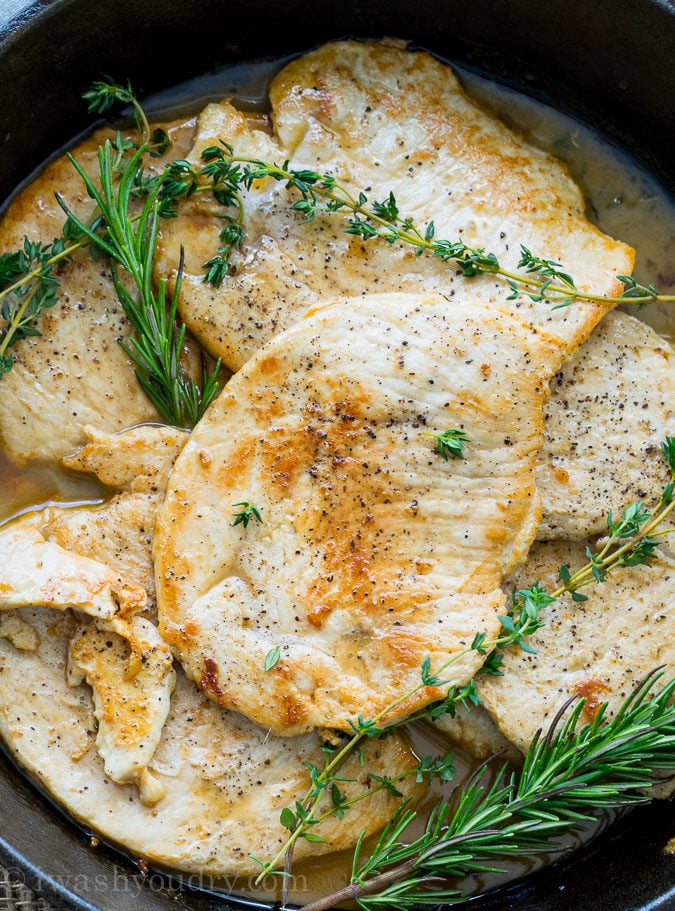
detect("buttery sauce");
top-left (0, 50), bottom-right (673, 909)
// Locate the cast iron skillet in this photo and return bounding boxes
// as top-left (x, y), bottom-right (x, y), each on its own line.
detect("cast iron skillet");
top-left (0, 1), bottom-right (674, 910)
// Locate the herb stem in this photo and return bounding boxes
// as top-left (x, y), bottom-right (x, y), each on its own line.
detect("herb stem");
top-left (0, 241), bottom-right (81, 313)
top-left (299, 860), bottom-right (421, 911)
top-left (554, 496), bottom-right (674, 598)
top-left (254, 648), bottom-right (473, 883)
top-left (224, 155), bottom-right (675, 308)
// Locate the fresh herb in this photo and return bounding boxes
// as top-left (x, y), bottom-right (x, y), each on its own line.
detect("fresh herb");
top-left (83, 79), bottom-right (139, 116)
top-left (162, 143), bottom-right (248, 275)
top-left (180, 146), bottom-right (675, 308)
top-left (414, 753), bottom-right (456, 784)
top-left (265, 646), bottom-right (281, 671)
top-left (424, 428), bottom-right (471, 460)
top-left (616, 275), bottom-right (662, 308)
top-left (231, 501), bottom-right (263, 528)
top-left (507, 245), bottom-right (578, 308)
top-left (83, 78), bottom-right (153, 150)
top-left (0, 237), bottom-right (80, 376)
top-left (297, 670), bottom-right (675, 911)
top-left (202, 218), bottom-right (245, 285)
top-left (56, 141), bottom-right (221, 428)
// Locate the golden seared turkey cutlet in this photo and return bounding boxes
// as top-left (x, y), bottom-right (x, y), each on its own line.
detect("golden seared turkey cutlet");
top-left (155, 290), bottom-right (587, 735)
top-left (42, 424), bottom-right (189, 604)
top-left (155, 39), bottom-right (632, 373)
top-left (536, 310), bottom-right (675, 540)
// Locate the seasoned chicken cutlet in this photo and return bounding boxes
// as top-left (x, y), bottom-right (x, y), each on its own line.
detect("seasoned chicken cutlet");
top-left (155, 291), bottom-right (561, 735)
top-left (155, 40), bottom-right (633, 373)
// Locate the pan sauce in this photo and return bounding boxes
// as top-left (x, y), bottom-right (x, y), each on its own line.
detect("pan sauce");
top-left (0, 50), bottom-right (673, 907)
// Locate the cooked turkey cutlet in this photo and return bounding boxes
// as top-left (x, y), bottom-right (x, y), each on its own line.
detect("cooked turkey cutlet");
top-left (155, 39), bottom-right (632, 374)
top-left (0, 427), bottom-right (419, 871)
top-left (156, 291), bottom-right (572, 735)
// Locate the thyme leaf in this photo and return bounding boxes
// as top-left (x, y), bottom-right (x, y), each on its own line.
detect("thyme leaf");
top-left (424, 428), bottom-right (471, 460)
top-left (264, 646), bottom-right (281, 671)
top-left (83, 78), bottom-right (154, 148)
top-left (231, 501), bottom-right (263, 528)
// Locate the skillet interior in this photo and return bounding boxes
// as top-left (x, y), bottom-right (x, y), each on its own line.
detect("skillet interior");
top-left (1, 0), bottom-right (675, 204)
top-left (0, 1), bottom-right (674, 909)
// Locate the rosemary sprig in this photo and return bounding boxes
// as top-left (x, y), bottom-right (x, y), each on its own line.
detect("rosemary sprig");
top-left (0, 82), bottom-right (177, 396)
top-left (253, 438), bottom-right (674, 884)
top-left (298, 670), bottom-right (675, 911)
top-left (186, 145), bottom-right (675, 309)
top-left (56, 141), bottom-right (221, 428)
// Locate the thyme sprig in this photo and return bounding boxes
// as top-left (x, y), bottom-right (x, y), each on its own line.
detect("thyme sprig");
top-left (253, 438), bottom-right (675, 888)
top-left (0, 237), bottom-right (82, 375)
top-left (231, 501), bottom-right (263, 528)
top-left (56, 141), bottom-right (221, 427)
top-left (424, 428), bottom-right (471, 461)
top-left (82, 78), bottom-right (170, 156)
top-left (297, 670), bottom-right (675, 911)
top-left (553, 435), bottom-right (675, 600)
top-left (3, 85), bottom-right (673, 383)
top-left (187, 145), bottom-right (675, 309)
